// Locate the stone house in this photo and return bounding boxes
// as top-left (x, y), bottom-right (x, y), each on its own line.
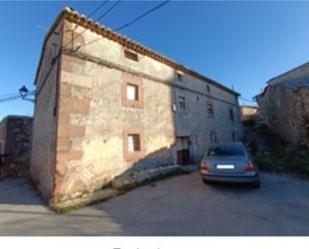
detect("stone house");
top-left (256, 62), bottom-right (309, 146)
top-left (31, 8), bottom-right (243, 206)
top-left (0, 115), bottom-right (33, 177)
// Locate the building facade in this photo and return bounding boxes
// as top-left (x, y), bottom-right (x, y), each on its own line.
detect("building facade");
top-left (31, 8), bottom-right (243, 206)
top-left (256, 62), bottom-right (309, 146)
top-left (0, 115), bottom-right (33, 177)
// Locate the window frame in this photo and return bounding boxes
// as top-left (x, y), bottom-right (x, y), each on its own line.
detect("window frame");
top-left (229, 108), bottom-right (235, 122)
top-left (121, 72), bottom-right (143, 109)
top-left (178, 95), bottom-right (186, 112)
top-left (207, 103), bottom-right (215, 118)
top-left (177, 72), bottom-right (183, 82)
top-left (124, 49), bottom-right (139, 62)
top-left (126, 83), bottom-right (139, 101)
top-left (206, 85), bottom-right (211, 93)
top-left (123, 128), bottom-right (145, 161)
top-left (127, 134), bottom-right (141, 152)
top-left (210, 130), bottom-right (217, 144)
top-left (232, 131), bottom-right (236, 141)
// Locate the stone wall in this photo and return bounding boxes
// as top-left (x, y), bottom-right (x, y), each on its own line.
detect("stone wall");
top-left (297, 88), bottom-right (309, 146)
top-left (31, 18), bottom-right (64, 202)
top-left (0, 116), bottom-right (33, 177)
top-left (256, 85), bottom-right (309, 146)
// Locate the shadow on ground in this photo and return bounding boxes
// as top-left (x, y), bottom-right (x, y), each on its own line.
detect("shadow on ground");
top-left (0, 172), bottom-right (309, 235)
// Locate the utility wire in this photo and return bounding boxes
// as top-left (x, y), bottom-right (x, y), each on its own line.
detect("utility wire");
top-left (71, 1), bottom-right (109, 33)
top-left (87, 0), bottom-right (110, 19)
top-left (116, 1), bottom-right (169, 31)
top-left (95, 0), bottom-right (122, 21)
top-left (240, 97), bottom-right (256, 103)
top-left (0, 95), bottom-right (21, 103)
top-left (64, 0), bottom-right (121, 49)
top-left (0, 92), bottom-right (20, 98)
top-left (0, 91), bottom-right (36, 103)
top-left (78, 1), bottom-right (169, 50)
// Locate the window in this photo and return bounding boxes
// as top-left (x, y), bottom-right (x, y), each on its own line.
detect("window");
top-left (127, 83), bottom-right (138, 101)
top-left (206, 85), bottom-right (211, 92)
top-left (123, 128), bottom-right (144, 161)
top-left (127, 134), bottom-right (141, 152)
top-left (232, 132), bottom-right (236, 141)
top-left (229, 108), bottom-right (234, 122)
top-left (178, 96), bottom-right (186, 112)
top-left (121, 72), bottom-right (143, 108)
top-left (124, 50), bottom-right (138, 61)
top-left (207, 103), bottom-right (214, 118)
top-left (177, 72), bottom-right (183, 81)
top-left (210, 131), bottom-right (217, 143)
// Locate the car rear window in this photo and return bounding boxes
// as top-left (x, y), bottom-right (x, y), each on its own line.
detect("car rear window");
top-left (207, 145), bottom-right (245, 157)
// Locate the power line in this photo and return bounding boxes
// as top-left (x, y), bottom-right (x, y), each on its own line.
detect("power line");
top-left (115, 1), bottom-right (169, 31)
top-left (0, 95), bottom-right (21, 103)
top-left (240, 97), bottom-right (256, 103)
top-left (64, 0), bottom-right (121, 49)
top-left (0, 91), bottom-right (35, 104)
top-left (87, 0), bottom-right (110, 18)
top-left (0, 92), bottom-right (20, 98)
top-left (71, 1), bottom-right (109, 33)
top-left (95, 0), bottom-right (122, 21)
top-left (78, 1), bottom-right (169, 50)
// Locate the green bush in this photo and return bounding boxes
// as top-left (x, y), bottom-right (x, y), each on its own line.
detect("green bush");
top-left (246, 125), bottom-right (309, 176)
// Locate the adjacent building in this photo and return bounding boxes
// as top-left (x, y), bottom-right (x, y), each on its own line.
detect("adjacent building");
top-left (31, 8), bottom-right (243, 206)
top-left (0, 115), bottom-right (33, 177)
top-left (256, 62), bottom-right (309, 146)
top-left (240, 105), bottom-right (262, 127)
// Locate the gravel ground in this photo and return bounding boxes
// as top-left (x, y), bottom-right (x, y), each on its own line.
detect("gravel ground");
top-left (0, 172), bottom-right (309, 236)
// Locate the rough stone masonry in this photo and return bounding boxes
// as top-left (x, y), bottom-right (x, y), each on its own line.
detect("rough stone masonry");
top-left (31, 8), bottom-right (243, 208)
top-left (0, 115), bottom-right (33, 177)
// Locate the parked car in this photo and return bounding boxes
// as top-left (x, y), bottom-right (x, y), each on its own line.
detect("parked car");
top-left (199, 142), bottom-right (260, 187)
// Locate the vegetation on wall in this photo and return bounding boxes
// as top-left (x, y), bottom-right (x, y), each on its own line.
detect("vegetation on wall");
top-left (244, 125), bottom-right (309, 177)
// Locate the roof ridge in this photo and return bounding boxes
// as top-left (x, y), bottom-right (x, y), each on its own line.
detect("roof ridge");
top-left (267, 61), bottom-right (309, 85)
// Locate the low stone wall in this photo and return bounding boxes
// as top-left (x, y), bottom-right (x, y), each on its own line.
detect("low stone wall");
top-left (51, 164), bottom-right (196, 211)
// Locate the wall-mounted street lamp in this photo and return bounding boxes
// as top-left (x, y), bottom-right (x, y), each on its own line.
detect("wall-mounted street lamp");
top-left (19, 85), bottom-right (35, 103)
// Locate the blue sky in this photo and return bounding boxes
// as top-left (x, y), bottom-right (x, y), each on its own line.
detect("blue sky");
top-left (0, 0), bottom-right (309, 119)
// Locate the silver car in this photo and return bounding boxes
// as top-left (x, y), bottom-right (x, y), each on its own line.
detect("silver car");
top-left (200, 142), bottom-right (260, 187)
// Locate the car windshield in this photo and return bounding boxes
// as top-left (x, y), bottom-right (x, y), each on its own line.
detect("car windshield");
top-left (207, 144), bottom-right (245, 157)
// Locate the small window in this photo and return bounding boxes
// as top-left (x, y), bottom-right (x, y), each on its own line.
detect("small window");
top-left (127, 134), bottom-right (141, 152)
top-left (126, 83), bottom-right (138, 101)
top-left (178, 96), bottom-right (186, 111)
top-left (207, 103), bottom-right (214, 118)
top-left (210, 131), bottom-right (217, 143)
top-left (206, 85), bottom-right (211, 92)
top-left (124, 50), bottom-right (138, 61)
top-left (232, 132), bottom-right (236, 141)
top-left (229, 108), bottom-right (235, 122)
top-left (177, 72), bottom-right (183, 81)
